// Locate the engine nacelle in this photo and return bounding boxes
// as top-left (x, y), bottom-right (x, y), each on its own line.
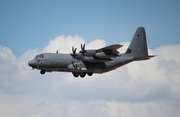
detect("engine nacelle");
top-left (95, 52), bottom-right (106, 58)
top-left (95, 52), bottom-right (117, 58)
top-left (81, 50), bottom-right (96, 57)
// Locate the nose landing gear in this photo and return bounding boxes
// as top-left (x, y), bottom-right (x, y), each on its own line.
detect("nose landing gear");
top-left (40, 70), bottom-right (45, 74)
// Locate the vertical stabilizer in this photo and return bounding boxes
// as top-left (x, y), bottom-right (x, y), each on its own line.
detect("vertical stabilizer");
top-left (125, 27), bottom-right (148, 57)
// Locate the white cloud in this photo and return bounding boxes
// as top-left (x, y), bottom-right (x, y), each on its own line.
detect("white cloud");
top-left (86, 39), bottom-right (106, 49)
top-left (103, 101), bottom-right (180, 117)
top-left (43, 35), bottom-right (84, 53)
top-left (43, 35), bottom-right (106, 53)
top-left (0, 36), bottom-right (180, 117)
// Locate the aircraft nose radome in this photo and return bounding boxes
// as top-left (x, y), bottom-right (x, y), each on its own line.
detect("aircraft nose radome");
top-left (28, 60), bottom-right (34, 67)
top-left (28, 61), bottom-right (32, 66)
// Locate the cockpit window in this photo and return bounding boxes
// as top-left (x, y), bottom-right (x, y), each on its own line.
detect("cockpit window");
top-left (33, 55), bottom-right (38, 60)
top-left (39, 54), bottom-right (44, 58)
top-left (33, 54), bottom-right (44, 60)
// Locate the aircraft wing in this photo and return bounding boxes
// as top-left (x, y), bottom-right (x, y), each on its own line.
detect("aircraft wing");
top-left (96, 44), bottom-right (123, 55)
top-left (82, 44), bottom-right (123, 62)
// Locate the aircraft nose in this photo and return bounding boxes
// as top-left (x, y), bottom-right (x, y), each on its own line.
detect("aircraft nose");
top-left (28, 60), bottom-right (35, 67)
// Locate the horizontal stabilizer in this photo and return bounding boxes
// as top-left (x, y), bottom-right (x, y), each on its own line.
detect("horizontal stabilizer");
top-left (134, 55), bottom-right (156, 61)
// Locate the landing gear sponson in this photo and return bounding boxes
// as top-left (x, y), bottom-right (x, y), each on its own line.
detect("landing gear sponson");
top-left (40, 70), bottom-right (93, 78)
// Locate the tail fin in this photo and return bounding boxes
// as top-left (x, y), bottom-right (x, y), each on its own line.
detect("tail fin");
top-left (125, 27), bottom-right (155, 60)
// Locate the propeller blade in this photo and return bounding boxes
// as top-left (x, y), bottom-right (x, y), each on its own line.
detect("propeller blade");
top-left (71, 47), bottom-right (77, 58)
top-left (72, 62), bottom-right (78, 69)
top-left (72, 47), bottom-right (74, 53)
top-left (72, 62), bottom-right (75, 68)
top-left (83, 44), bottom-right (85, 50)
top-left (76, 64), bottom-right (78, 69)
top-left (72, 47), bottom-right (77, 54)
top-left (81, 44), bottom-right (85, 50)
top-left (80, 44), bottom-right (86, 53)
top-left (80, 44), bottom-right (82, 50)
top-left (74, 48), bottom-right (77, 54)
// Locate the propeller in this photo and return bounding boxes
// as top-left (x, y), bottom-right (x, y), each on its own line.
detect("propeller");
top-left (79, 44), bottom-right (86, 54)
top-left (72, 62), bottom-right (78, 69)
top-left (70, 47), bottom-right (77, 58)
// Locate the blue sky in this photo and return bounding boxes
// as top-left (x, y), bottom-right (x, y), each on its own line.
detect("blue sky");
top-left (0, 0), bottom-right (180, 56)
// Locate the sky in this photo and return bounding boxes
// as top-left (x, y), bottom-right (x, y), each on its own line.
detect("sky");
top-left (0, 0), bottom-right (180, 117)
top-left (0, 0), bottom-right (180, 56)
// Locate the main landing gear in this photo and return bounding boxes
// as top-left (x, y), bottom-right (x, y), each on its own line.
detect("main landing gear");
top-left (40, 70), bottom-right (45, 74)
top-left (40, 70), bottom-right (93, 78)
top-left (72, 73), bottom-right (93, 78)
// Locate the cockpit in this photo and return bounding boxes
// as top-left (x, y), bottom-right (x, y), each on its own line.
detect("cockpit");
top-left (33, 54), bottom-right (44, 60)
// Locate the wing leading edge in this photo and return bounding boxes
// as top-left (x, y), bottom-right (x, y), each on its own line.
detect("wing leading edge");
top-left (96, 44), bottom-right (123, 55)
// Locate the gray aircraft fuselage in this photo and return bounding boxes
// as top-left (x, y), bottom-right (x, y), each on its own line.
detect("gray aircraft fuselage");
top-left (28, 27), bottom-right (155, 78)
top-left (28, 53), bottom-right (134, 73)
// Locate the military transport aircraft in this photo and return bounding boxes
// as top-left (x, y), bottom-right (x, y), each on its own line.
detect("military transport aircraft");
top-left (28, 27), bottom-right (155, 78)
